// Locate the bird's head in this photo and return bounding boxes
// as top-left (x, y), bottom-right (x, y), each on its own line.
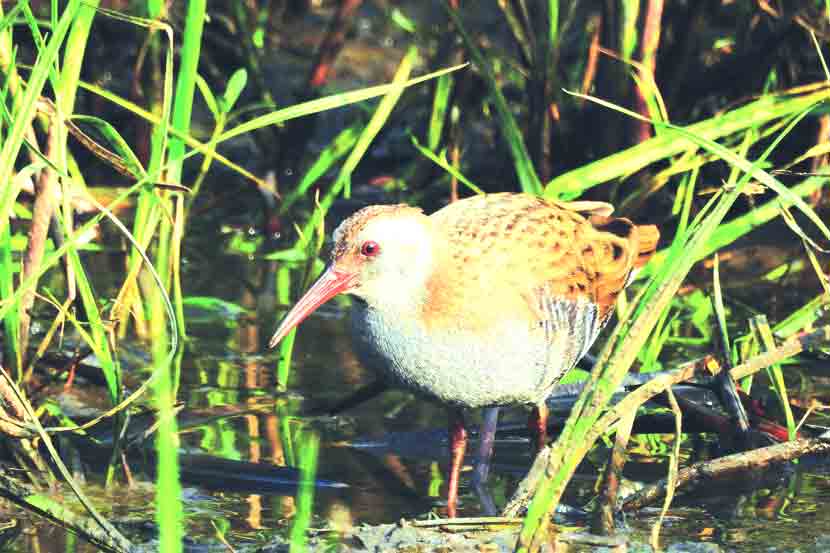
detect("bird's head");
top-left (268, 204), bottom-right (434, 348)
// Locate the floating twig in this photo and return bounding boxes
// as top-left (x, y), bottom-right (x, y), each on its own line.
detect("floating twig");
top-left (622, 436), bottom-right (830, 512)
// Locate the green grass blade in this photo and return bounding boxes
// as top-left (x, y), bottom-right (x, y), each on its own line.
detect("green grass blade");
top-left (289, 430), bottom-right (320, 553)
top-left (166, 0), bottom-right (204, 185)
top-left (411, 135), bottom-right (484, 195)
top-left (220, 68), bottom-right (247, 113)
top-left (0, 221), bottom-right (20, 377)
top-left (216, 62), bottom-right (466, 144)
top-left (276, 265), bottom-right (297, 390)
top-left (68, 114), bottom-right (147, 179)
top-left (620, 0), bottom-right (640, 59)
top-left (295, 46), bottom-right (418, 249)
top-left (428, 73), bottom-right (454, 151)
top-left (442, 1), bottom-right (542, 194)
top-left (279, 122), bottom-right (362, 215)
top-left (773, 294), bottom-right (828, 338)
top-left (640, 176), bottom-right (825, 278)
top-left (195, 73), bottom-right (220, 119)
top-left (548, 86), bottom-right (830, 199)
top-left (711, 253), bottom-right (732, 364)
top-left (76, 77), bottom-right (266, 188)
top-left (0, 0), bottom-right (81, 238)
top-left (754, 315), bottom-right (797, 440)
top-left (155, 3), bottom-right (206, 551)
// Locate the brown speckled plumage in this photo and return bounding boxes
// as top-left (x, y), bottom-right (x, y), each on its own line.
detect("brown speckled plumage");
top-left (422, 193), bottom-right (658, 331)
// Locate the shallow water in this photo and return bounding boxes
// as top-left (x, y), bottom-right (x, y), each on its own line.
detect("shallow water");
top-left (7, 223), bottom-right (829, 553)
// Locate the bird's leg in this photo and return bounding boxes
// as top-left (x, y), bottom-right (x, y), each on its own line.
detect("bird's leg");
top-left (528, 403), bottom-right (549, 453)
top-left (471, 407), bottom-right (499, 516)
top-left (713, 368), bottom-right (752, 445)
top-left (472, 407), bottom-right (500, 486)
top-left (446, 408), bottom-right (468, 518)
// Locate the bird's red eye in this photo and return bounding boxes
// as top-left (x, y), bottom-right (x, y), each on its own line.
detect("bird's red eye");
top-left (360, 240), bottom-right (380, 257)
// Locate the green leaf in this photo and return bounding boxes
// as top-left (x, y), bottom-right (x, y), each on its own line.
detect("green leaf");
top-left (428, 74), bottom-right (453, 151)
top-left (389, 8), bottom-right (417, 33)
top-left (70, 115), bottom-right (147, 179)
top-left (195, 73), bottom-right (220, 119)
top-left (221, 68), bottom-right (248, 113)
top-left (411, 136), bottom-right (484, 195)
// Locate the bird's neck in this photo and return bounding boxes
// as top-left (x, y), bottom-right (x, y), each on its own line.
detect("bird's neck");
top-left (356, 285), bottom-right (430, 320)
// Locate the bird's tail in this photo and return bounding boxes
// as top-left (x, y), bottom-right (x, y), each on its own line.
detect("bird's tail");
top-left (633, 224), bottom-right (660, 269)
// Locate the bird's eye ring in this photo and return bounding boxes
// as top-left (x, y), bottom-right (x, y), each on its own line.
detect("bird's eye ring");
top-left (360, 240), bottom-right (380, 257)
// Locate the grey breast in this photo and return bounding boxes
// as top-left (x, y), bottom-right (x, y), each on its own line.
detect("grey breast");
top-left (348, 297), bottom-right (597, 408)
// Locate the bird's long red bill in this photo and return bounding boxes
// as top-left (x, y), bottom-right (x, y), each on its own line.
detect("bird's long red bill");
top-left (268, 267), bottom-right (357, 348)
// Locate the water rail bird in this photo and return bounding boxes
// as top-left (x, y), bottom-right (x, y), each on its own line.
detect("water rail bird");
top-left (269, 192), bottom-right (659, 517)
